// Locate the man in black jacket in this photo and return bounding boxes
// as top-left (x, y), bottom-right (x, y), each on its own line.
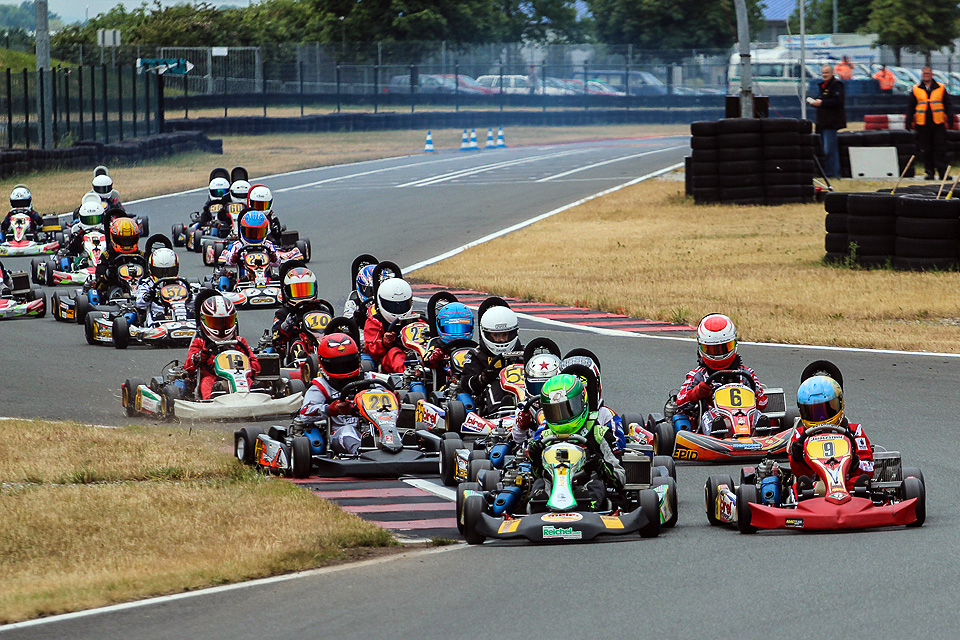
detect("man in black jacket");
top-left (808, 64), bottom-right (846, 179)
top-left (906, 66), bottom-right (953, 181)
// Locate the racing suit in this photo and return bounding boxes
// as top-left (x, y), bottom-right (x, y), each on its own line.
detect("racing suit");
top-left (527, 416), bottom-right (626, 509)
top-left (362, 306), bottom-right (409, 374)
top-left (183, 335), bottom-right (260, 400)
top-left (459, 341), bottom-right (525, 416)
top-left (222, 240), bottom-right (280, 280)
top-left (1, 208), bottom-right (42, 241)
top-left (135, 278), bottom-right (193, 326)
top-left (673, 356), bottom-right (768, 435)
top-left (343, 289), bottom-right (371, 331)
top-left (297, 372), bottom-right (378, 455)
top-left (789, 417), bottom-right (874, 490)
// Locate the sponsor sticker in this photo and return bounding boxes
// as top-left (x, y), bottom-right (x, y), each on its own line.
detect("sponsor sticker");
top-left (785, 518), bottom-right (804, 528)
top-left (733, 442), bottom-right (762, 451)
top-left (542, 526), bottom-right (582, 540)
top-left (171, 330), bottom-right (194, 339)
top-left (251, 297), bottom-right (274, 305)
top-left (674, 448), bottom-right (699, 461)
top-left (541, 512), bottom-right (583, 523)
top-left (599, 515), bottom-right (624, 529)
top-left (498, 519), bottom-right (521, 534)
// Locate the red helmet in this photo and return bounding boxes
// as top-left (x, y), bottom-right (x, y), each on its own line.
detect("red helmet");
top-left (697, 313), bottom-right (738, 370)
top-left (199, 295), bottom-right (238, 344)
top-left (318, 333), bottom-right (360, 380)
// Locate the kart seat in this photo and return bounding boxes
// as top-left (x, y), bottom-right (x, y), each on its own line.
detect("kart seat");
top-left (9, 271), bottom-right (30, 297)
top-left (257, 353), bottom-right (281, 381)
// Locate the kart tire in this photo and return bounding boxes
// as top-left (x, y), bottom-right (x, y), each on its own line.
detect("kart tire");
top-left (285, 378), bottom-right (306, 396)
top-left (637, 488), bottom-right (661, 538)
top-left (479, 467), bottom-right (499, 492)
top-left (823, 192), bottom-right (848, 214)
top-left (456, 481), bottom-right (480, 534)
top-left (440, 437), bottom-right (463, 487)
top-left (112, 316), bottom-right (130, 349)
top-left (462, 494), bottom-right (486, 544)
top-left (398, 392), bottom-right (425, 430)
top-left (902, 476), bottom-right (926, 527)
top-left (235, 426), bottom-right (265, 465)
top-left (30, 258), bottom-right (41, 285)
top-left (445, 400), bottom-right (466, 433)
top-left (468, 458), bottom-right (492, 483)
top-left (902, 466), bottom-right (925, 487)
top-left (75, 294), bottom-right (91, 324)
top-left (824, 213), bottom-right (847, 234)
top-left (704, 474), bottom-right (735, 526)
top-left (121, 377), bottom-right (146, 418)
top-left (300, 353), bottom-right (319, 383)
top-left (191, 230), bottom-right (202, 252)
top-left (653, 421), bottom-right (676, 457)
top-left (736, 483), bottom-right (760, 534)
top-left (214, 241), bottom-right (226, 265)
top-left (295, 240), bottom-right (310, 263)
top-left (441, 432), bottom-right (461, 440)
top-left (139, 216), bottom-right (150, 237)
top-left (291, 436), bottom-right (312, 479)
top-left (84, 312), bottom-right (101, 345)
top-left (652, 476), bottom-right (678, 528)
top-left (653, 455), bottom-right (676, 481)
top-left (172, 223), bottom-right (185, 247)
top-left (201, 241), bottom-right (214, 266)
top-left (468, 449), bottom-right (487, 460)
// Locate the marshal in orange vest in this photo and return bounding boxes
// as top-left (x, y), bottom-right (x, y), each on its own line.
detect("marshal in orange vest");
top-left (914, 84), bottom-right (946, 126)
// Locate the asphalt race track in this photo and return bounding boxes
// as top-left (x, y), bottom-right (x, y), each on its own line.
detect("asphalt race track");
top-left (3, 136), bottom-right (960, 639)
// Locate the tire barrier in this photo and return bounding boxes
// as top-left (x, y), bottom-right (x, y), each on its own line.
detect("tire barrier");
top-left (837, 129), bottom-right (923, 179)
top-left (823, 190), bottom-right (960, 270)
top-left (687, 118), bottom-right (816, 206)
top-left (0, 132), bottom-right (223, 178)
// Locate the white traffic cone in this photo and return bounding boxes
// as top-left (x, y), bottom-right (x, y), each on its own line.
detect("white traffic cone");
top-left (485, 127), bottom-right (496, 148)
top-left (496, 126), bottom-right (506, 148)
top-left (468, 128), bottom-right (479, 151)
top-left (459, 129), bottom-right (470, 151)
top-left (423, 131), bottom-right (435, 153)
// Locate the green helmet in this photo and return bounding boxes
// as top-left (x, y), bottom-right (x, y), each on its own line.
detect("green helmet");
top-left (540, 374), bottom-right (588, 436)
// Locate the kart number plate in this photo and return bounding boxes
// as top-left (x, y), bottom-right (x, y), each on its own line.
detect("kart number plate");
top-left (215, 352), bottom-right (250, 372)
top-left (714, 385), bottom-right (755, 410)
top-left (805, 434), bottom-right (849, 459)
top-left (303, 311), bottom-right (331, 332)
top-left (360, 391), bottom-right (398, 413)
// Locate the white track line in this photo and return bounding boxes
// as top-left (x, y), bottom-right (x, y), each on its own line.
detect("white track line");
top-left (535, 145), bottom-right (685, 182)
top-left (396, 148), bottom-right (589, 188)
top-left (273, 154), bottom-right (474, 193)
top-left (403, 477), bottom-right (457, 501)
top-left (0, 546), bottom-right (460, 631)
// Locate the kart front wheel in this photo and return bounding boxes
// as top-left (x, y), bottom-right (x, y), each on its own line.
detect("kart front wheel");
top-left (172, 223), bottom-right (185, 247)
top-left (637, 488), bottom-right (661, 538)
top-left (75, 294), bottom-right (91, 324)
top-left (291, 436), bottom-right (312, 479)
top-left (736, 483), bottom-right (759, 534)
top-left (468, 458), bottom-right (492, 483)
top-left (84, 312), bottom-right (101, 345)
top-left (439, 437), bottom-right (463, 486)
top-left (902, 466), bottom-right (925, 487)
top-left (456, 482), bottom-right (480, 534)
top-left (653, 420), bottom-right (676, 457)
top-left (653, 455), bottom-right (676, 481)
top-left (30, 258), bottom-right (41, 285)
top-left (652, 475), bottom-right (678, 528)
top-left (121, 378), bottom-right (146, 418)
top-left (704, 474), bottom-right (735, 526)
top-left (445, 400), bottom-right (466, 433)
top-left (235, 426), bottom-right (265, 465)
top-left (902, 476), bottom-right (926, 527)
top-left (462, 494), bottom-right (486, 545)
top-left (112, 316), bottom-right (130, 349)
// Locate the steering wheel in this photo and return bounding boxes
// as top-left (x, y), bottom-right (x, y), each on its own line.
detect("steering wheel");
top-left (541, 433), bottom-right (589, 447)
top-left (705, 368), bottom-right (758, 393)
top-left (337, 378), bottom-right (393, 400)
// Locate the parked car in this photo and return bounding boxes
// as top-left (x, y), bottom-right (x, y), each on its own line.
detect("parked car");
top-left (475, 74), bottom-right (571, 95)
top-left (383, 74), bottom-right (459, 94)
top-left (438, 74), bottom-right (495, 94)
top-left (576, 69), bottom-right (668, 96)
top-left (562, 78), bottom-right (625, 96)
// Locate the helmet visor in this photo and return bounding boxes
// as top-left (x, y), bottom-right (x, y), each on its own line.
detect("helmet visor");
top-left (381, 297), bottom-right (412, 317)
top-left (799, 396), bottom-right (842, 424)
top-left (210, 187), bottom-right (228, 199)
top-left (484, 328), bottom-right (518, 345)
top-left (542, 393), bottom-right (585, 425)
top-left (526, 379), bottom-right (548, 397)
top-left (152, 264), bottom-right (178, 280)
top-left (10, 197), bottom-right (30, 209)
top-left (80, 212), bottom-right (103, 227)
top-left (699, 339), bottom-right (736, 358)
top-left (241, 224), bottom-right (268, 244)
top-left (323, 354), bottom-right (360, 377)
top-left (201, 312), bottom-right (237, 339)
top-left (250, 198), bottom-right (272, 211)
top-left (93, 183), bottom-right (112, 195)
top-left (287, 280), bottom-right (316, 301)
top-left (440, 318), bottom-right (472, 337)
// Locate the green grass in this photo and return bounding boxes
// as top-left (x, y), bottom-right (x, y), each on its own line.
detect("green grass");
top-left (0, 47), bottom-right (74, 71)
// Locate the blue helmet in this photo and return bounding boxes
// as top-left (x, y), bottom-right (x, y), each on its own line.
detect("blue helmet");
top-left (796, 375), bottom-right (844, 427)
top-left (356, 265), bottom-right (376, 303)
top-left (436, 302), bottom-right (474, 344)
top-left (240, 210), bottom-right (269, 245)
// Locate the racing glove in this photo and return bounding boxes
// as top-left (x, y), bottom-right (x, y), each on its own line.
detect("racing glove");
top-left (328, 399), bottom-right (354, 416)
top-left (516, 409), bottom-right (533, 431)
top-left (142, 287), bottom-right (154, 304)
top-left (382, 331), bottom-right (396, 346)
top-left (423, 348), bottom-right (445, 368)
top-left (691, 381), bottom-right (713, 401)
top-left (280, 312), bottom-right (299, 334)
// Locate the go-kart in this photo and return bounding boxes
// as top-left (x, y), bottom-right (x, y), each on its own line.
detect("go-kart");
top-left (458, 436), bottom-right (675, 544)
top-left (0, 210), bottom-right (60, 256)
top-left (174, 167), bottom-right (242, 250)
top-left (235, 378), bottom-right (440, 478)
top-left (0, 263), bottom-right (46, 319)
top-left (84, 277), bottom-right (197, 349)
top-left (206, 244), bottom-right (283, 309)
top-left (121, 349), bottom-right (304, 421)
top-left (51, 253), bottom-right (147, 323)
top-left (705, 424), bottom-right (925, 533)
top-left (662, 369), bottom-right (794, 462)
top-left (31, 229), bottom-right (105, 286)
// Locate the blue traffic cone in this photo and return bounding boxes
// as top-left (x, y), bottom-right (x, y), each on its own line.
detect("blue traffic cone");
top-left (496, 126), bottom-right (506, 148)
top-left (459, 129), bottom-right (470, 151)
top-left (485, 127), bottom-right (496, 148)
top-left (468, 128), bottom-right (479, 151)
top-left (423, 131), bottom-right (435, 152)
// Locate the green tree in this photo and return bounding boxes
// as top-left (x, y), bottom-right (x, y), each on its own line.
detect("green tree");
top-left (867, 0), bottom-right (960, 65)
top-left (500, 1), bottom-right (587, 43)
top-left (586, 0), bottom-right (764, 50)
top-left (787, 0), bottom-right (872, 34)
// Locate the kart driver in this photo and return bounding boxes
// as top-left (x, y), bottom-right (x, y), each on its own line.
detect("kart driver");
top-left (513, 352), bottom-right (561, 443)
top-left (343, 263), bottom-right (376, 330)
top-left (1, 185), bottom-right (42, 242)
top-left (59, 200), bottom-right (105, 264)
top-left (220, 210), bottom-right (280, 285)
top-left (271, 266), bottom-right (320, 361)
top-left (136, 247), bottom-right (192, 325)
top-left (672, 313), bottom-right (768, 435)
top-left (197, 176), bottom-right (233, 229)
top-left (459, 304), bottom-right (525, 415)
top-left (91, 171), bottom-right (129, 229)
top-left (363, 277), bottom-right (419, 374)
top-left (526, 374), bottom-right (626, 510)
top-left (183, 294), bottom-right (260, 399)
top-left (421, 301), bottom-right (475, 371)
top-left (247, 184), bottom-right (283, 244)
top-left (86, 217), bottom-right (142, 303)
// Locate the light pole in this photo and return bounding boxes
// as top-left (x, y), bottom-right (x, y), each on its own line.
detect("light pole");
top-left (340, 16), bottom-right (345, 56)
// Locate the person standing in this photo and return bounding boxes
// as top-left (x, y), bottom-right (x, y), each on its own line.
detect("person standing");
top-left (873, 64), bottom-right (895, 94)
top-left (834, 56), bottom-right (854, 81)
top-left (808, 65), bottom-right (846, 179)
top-left (907, 66), bottom-right (953, 181)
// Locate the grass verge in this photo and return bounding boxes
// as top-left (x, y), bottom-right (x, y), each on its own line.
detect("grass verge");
top-left (412, 175), bottom-right (960, 353)
top-left (0, 419), bottom-right (395, 624)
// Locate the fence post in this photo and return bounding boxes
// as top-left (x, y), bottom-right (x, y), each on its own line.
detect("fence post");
top-left (101, 64), bottom-right (108, 143)
top-left (625, 58), bottom-right (631, 110)
top-left (336, 64), bottom-right (341, 113)
top-left (454, 61), bottom-right (459, 113)
top-left (116, 65), bottom-right (123, 140)
top-left (131, 65), bottom-right (137, 137)
top-left (410, 64), bottom-right (415, 114)
top-left (299, 60), bottom-right (304, 117)
top-left (38, 68), bottom-right (45, 149)
top-left (374, 64), bottom-right (379, 114)
top-left (51, 68), bottom-right (58, 145)
top-left (542, 62), bottom-right (547, 113)
top-left (144, 67), bottom-right (150, 135)
top-left (89, 65), bottom-right (96, 140)
top-left (183, 70), bottom-right (188, 119)
top-left (64, 69), bottom-right (71, 139)
top-left (222, 56), bottom-right (227, 118)
top-left (6, 68), bottom-right (11, 148)
top-left (77, 65), bottom-right (84, 140)
top-left (157, 73), bottom-right (165, 133)
top-left (23, 68), bottom-right (29, 149)
top-left (583, 61), bottom-right (589, 111)
top-left (262, 59), bottom-right (267, 118)
top-left (499, 64), bottom-right (504, 113)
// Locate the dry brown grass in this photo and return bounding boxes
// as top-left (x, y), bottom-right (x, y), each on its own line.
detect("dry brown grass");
top-left (413, 176), bottom-right (960, 353)
top-left (1, 124), bottom-right (688, 215)
top-left (0, 419), bottom-right (394, 623)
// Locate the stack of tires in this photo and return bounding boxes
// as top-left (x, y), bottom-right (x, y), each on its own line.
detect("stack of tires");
top-left (843, 193), bottom-right (898, 268)
top-left (893, 196), bottom-right (960, 270)
top-left (837, 130), bottom-right (915, 178)
top-left (687, 118), bottom-right (817, 206)
top-left (823, 192), bottom-right (848, 264)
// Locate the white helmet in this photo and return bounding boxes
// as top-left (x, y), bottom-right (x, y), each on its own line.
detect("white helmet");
top-left (525, 353), bottom-right (561, 397)
top-left (209, 177), bottom-right (230, 200)
top-left (149, 247), bottom-right (179, 281)
top-left (10, 185), bottom-right (31, 210)
top-left (92, 174), bottom-right (114, 198)
top-left (229, 180), bottom-right (250, 204)
top-left (697, 313), bottom-right (738, 370)
top-left (376, 277), bottom-right (413, 324)
top-left (480, 306), bottom-right (519, 355)
top-left (247, 184), bottom-right (273, 214)
top-left (78, 200), bottom-right (104, 230)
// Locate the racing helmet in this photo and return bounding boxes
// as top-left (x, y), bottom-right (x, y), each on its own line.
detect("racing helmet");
top-left (208, 176), bottom-right (230, 200)
top-left (78, 201), bottom-right (104, 230)
top-left (435, 302), bottom-right (474, 344)
top-left (229, 180), bottom-right (251, 204)
top-left (376, 277), bottom-right (413, 324)
top-left (199, 295), bottom-right (238, 344)
top-left (797, 375), bottom-right (844, 428)
top-left (540, 374), bottom-right (589, 436)
top-left (318, 333), bottom-right (361, 380)
top-left (239, 210), bottom-right (269, 245)
top-left (356, 265), bottom-right (376, 303)
top-left (525, 353), bottom-right (561, 397)
top-left (479, 306), bottom-right (519, 355)
top-left (697, 313), bottom-right (738, 370)
top-left (108, 217), bottom-right (139, 254)
top-left (9, 185), bottom-right (31, 210)
top-left (282, 266), bottom-right (318, 307)
top-left (149, 247), bottom-right (179, 281)
top-left (92, 173), bottom-right (114, 197)
top-left (247, 185), bottom-right (273, 213)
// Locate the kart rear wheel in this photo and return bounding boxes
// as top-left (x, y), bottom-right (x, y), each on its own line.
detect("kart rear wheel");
top-left (121, 378), bottom-right (146, 417)
top-left (84, 312), bottom-right (101, 345)
top-left (637, 488), bottom-right (661, 538)
top-left (462, 494), bottom-right (486, 545)
top-left (295, 240), bottom-right (310, 263)
top-left (704, 474), bottom-right (735, 526)
top-left (172, 223), bottom-right (185, 247)
top-left (902, 466), bottom-right (925, 487)
top-left (902, 476), bottom-right (926, 527)
top-left (468, 458), bottom-right (492, 483)
top-left (300, 353), bottom-right (319, 383)
top-left (653, 455), bottom-right (676, 481)
top-left (652, 476), bottom-right (678, 528)
top-left (44, 258), bottom-right (56, 287)
top-left (653, 420), bottom-right (676, 457)
top-left (201, 241), bottom-right (214, 266)
top-left (138, 216), bottom-right (150, 237)
top-left (291, 436), bottom-right (312, 479)
top-left (30, 258), bottom-right (41, 285)
top-left (34, 290), bottom-right (46, 318)
top-left (479, 467), bottom-right (499, 492)
top-left (736, 483), bottom-right (759, 534)
top-left (440, 437), bottom-right (463, 486)
top-left (285, 378), bottom-right (306, 396)
top-left (75, 294), bottom-right (91, 324)
top-left (190, 230), bottom-right (202, 252)
top-left (456, 482), bottom-right (480, 534)
top-left (112, 316), bottom-right (130, 349)
top-left (445, 400), bottom-right (466, 433)
top-left (235, 426), bottom-right (265, 465)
